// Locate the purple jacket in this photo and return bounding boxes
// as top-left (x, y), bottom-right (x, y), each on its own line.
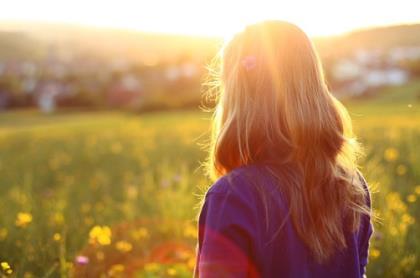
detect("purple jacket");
top-left (195, 164), bottom-right (373, 278)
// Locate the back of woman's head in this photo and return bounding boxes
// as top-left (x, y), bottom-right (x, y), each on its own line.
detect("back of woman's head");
top-left (205, 20), bottom-right (370, 264)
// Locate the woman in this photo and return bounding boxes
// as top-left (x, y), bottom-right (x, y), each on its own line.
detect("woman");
top-left (195, 20), bottom-right (373, 278)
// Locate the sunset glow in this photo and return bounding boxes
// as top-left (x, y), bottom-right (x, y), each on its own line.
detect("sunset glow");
top-left (1, 0), bottom-right (419, 37)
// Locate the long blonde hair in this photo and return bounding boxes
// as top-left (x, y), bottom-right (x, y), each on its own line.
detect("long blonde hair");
top-left (204, 20), bottom-right (370, 263)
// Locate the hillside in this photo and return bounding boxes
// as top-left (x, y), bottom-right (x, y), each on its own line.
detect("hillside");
top-left (1, 21), bottom-right (419, 62)
top-left (314, 23), bottom-right (420, 58)
top-left (0, 21), bottom-right (222, 62)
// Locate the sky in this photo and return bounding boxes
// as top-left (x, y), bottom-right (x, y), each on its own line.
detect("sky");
top-left (0, 0), bottom-right (419, 37)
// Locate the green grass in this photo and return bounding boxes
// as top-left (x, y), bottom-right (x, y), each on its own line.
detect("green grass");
top-left (0, 81), bottom-right (419, 277)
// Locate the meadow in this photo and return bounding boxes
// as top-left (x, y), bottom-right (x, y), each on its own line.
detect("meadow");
top-left (0, 81), bottom-right (419, 277)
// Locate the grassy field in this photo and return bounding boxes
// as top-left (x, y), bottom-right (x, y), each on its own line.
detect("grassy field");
top-left (0, 81), bottom-right (419, 277)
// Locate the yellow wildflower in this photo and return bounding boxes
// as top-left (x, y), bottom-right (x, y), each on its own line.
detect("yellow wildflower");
top-left (415, 185), bottom-right (420, 195)
top-left (384, 148), bottom-right (399, 162)
top-left (89, 225), bottom-right (112, 245)
top-left (15, 212), bottom-right (32, 228)
top-left (51, 212), bottom-right (64, 225)
top-left (53, 233), bottom-right (61, 241)
top-left (184, 224), bottom-right (198, 238)
top-left (407, 194), bottom-right (417, 203)
top-left (402, 214), bottom-right (415, 225)
top-left (115, 240), bottom-right (133, 253)
top-left (1, 261), bottom-right (12, 275)
top-left (370, 249), bottom-right (380, 259)
top-left (108, 264), bottom-right (124, 276)
top-left (167, 267), bottom-right (177, 276)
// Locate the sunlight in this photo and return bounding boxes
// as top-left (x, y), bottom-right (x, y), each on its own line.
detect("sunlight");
top-left (0, 0), bottom-right (419, 37)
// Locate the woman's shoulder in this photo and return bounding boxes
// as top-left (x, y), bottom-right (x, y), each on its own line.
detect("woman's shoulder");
top-left (204, 164), bottom-right (283, 216)
top-left (206, 164), bottom-right (266, 196)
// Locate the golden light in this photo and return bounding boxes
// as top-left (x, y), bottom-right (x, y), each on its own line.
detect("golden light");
top-left (0, 0), bottom-right (419, 37)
